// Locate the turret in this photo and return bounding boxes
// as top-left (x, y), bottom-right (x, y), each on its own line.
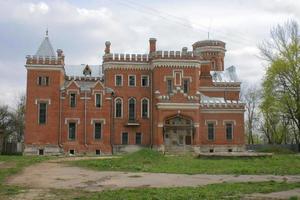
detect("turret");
top-left (192, 40), bottom-right (226, 71)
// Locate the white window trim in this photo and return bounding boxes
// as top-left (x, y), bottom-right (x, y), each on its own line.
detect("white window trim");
top-left (141, 97), bottom-right (149, 119)
top-left (37, 102), bottom-right (48, 125)
top-left (141, 75), bottom-right (149, 87)
top-left (93, 121), bottom-right (103, 140)
top-left (224, 121), bottom-right (234, 140)
top-left (128, 75), bottom-right (136, 87)
top-left (114, 97), bottom-right (123, 118)
top-left (128, 97), bottom-right (136, 120)
top-left (69, 92), bottom-right (77, 107)
top-left (115, 74), bottom-right (123, 86)
top-left (174, 71), bottom-right (182, 86)
top-left (67, 121), bottom-right (77, 141)
top-left (205, 120), bottom-right (218, 126)
top-left (95, 93), bottom-right (102, 108)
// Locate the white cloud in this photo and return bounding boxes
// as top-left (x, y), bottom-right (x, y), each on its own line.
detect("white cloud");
top-left (28, 2), bottom-right (49, 14)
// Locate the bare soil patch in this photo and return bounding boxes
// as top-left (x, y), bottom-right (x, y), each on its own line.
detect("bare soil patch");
top-left (6, 159), bottom-right (300, 192)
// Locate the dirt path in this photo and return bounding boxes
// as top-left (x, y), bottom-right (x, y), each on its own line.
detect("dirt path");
top-left (6, 159), bottom-right (300, 192)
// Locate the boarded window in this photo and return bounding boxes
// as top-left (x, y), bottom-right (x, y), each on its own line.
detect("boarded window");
top-left (167, 79), bottom-right (173, 93)
top-left (183, 79), bottom-right (189, 93)
top-left (128, 98), bottom-right (136, 121)
top-left (142, 99), bottom-right (149, 118)
top-left (115, 98), bottom-right (122, 118)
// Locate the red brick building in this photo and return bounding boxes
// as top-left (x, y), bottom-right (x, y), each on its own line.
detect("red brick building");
top-left (24, 32), bottom-right (245, 155)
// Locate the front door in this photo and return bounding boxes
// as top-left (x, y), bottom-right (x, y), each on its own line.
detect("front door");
top-left (185, 135), bottom-right (191, 145)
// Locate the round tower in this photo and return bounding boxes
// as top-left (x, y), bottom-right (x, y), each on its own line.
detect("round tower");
top-left (192, 40), bottom-right (226, 71)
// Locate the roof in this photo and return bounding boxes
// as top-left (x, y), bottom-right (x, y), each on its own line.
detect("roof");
top-left (65, 65), bottom-right (102, 77)
top-left (35, 35), bottom-right (56, 57)
top-left (210, 66), bottom-right (239, 83)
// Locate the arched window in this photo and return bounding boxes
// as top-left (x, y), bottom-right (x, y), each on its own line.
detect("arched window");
top-left (128, 97), bottom-right (136, 121)
top-left (115, 98), bottom-right (123, 118)
top-left (141, 98), bottom-right (149, 118)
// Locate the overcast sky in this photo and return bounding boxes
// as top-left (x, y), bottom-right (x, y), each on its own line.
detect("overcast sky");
top-left (0, 0), bottom-right (299, 107)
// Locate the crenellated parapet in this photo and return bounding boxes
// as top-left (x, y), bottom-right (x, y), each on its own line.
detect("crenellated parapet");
top-left (103, 53), bottom-right (149, 62)
top-left (26, 55), bottom-right (64, 65)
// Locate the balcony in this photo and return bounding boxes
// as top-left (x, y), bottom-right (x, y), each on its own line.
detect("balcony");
top-left (126, 118), bottom-right (140, 126)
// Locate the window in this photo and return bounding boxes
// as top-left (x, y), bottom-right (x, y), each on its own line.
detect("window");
top-left (128, 75), bottom-right (136, 86)
top-left (226, 123), bottom-right (233, 140)
top-left (208, 123), bottom-right (214, 140)
top-left (37, 76), bottom-right (49, 86)
top-left (70, 93), bottom-right (76, 107)
top-left (115, 75), bottom-right (123, 86)
top-left (96, 149), bottom-right (101, 155)
top-left (141, 98), bottom-right (149, 118)
top-left (141, 75), bottom-right (149, 87)
top-left (94, 122), bottom-right (102, 139)
top-left (128, 98), bottom-right (136, 121)
top-left (135, 132), bottom-right (142, 145)
top-left (95, 93), bottom-right (102, 108)
top-left (69, 149), bottom-right (75, 155)
top-left (167, 79), bottom-right (173, 93)
top-left (115, 98), bottom-right (122, 118)
top-left (38, 102), bottom-right (47, 124)
top-left (183, 79), bottom-right (189, 93)
top-left (122, 132), bottom-right (128, 144)
top-left (68, 122), bottom-right (76, 140)
top-left (38, 149), bottom-right (44, 155)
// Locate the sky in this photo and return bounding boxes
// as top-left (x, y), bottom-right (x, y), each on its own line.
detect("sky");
top-left (0, 0), bottom-right (299, 108)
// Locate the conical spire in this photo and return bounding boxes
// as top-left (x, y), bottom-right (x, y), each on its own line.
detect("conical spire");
top-left (35, 30), bottom-right (56, 57)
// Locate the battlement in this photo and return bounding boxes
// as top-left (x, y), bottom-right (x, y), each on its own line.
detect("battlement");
top-left (103, 53), bottom-right (149, 62)
top-left (193, 40), bottom-right (226, 49)
top-left (151, 49), bottom-right (199, 60)
top-left (26, 55), bottom-right (64, 65)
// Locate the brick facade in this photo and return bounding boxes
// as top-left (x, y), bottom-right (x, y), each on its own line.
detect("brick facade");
top-left (24, 34), bottom-right (245, 155)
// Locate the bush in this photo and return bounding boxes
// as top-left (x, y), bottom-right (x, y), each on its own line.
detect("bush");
top-left (258, 146), bottom-right (295, 154)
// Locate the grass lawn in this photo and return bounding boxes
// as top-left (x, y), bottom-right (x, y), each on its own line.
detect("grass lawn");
top-left (70, 149), bottom-right (300, 175)
top-left (48, 181), bottom-right (300, 200)
top-left (0, 155), bottom-right (50, 197)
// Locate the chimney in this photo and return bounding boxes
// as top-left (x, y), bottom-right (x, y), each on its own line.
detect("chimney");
top-left (149, 38), bottom-right (157, 53)
top-left (105, 41), bottom-right (111, 54)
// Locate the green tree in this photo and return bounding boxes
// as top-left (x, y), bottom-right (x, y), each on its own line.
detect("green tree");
top-left (260, 20), bottom-right (300, 144)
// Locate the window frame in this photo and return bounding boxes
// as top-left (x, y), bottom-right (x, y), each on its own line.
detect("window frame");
top-left (183, 79), bottom-right (189, 94)
top-left (37, 76), bottom-right (49, 86)
top-left (94, 122), bottom-right (102, 140)
top-left (38, 102), bottom-right (47, 125)
top-left (167, 79), bottom-right (173, 94)
top-left (128, 97), bottom-right (136, 121)
top-left (114, 97), bottom-right (123, 118)
top-left (121, 132), bottom-right (129, 145)
top-left (95, 93), bottom-right (102, 108)
top-left (226, 122), bottom-right (233, 140)
top-left (135, 132), bottom-right (142, 145)
top-left (207, 122), bottom-right (215, 141)
top-left (141, 98), bottom-right (149, 119)
top-left (128, 75), bottom-right (136, 87)
top-left (69, 93), bottom-right (77, 108)
top-left (141, 75), bottom-right (149, 87)
top-left (115, 74), bottom-right (123, 86)
top-left (68, 122), bottom-right (76, 140)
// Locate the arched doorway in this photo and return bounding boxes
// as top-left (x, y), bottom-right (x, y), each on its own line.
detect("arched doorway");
top-left (163, 115), bottom-right (193, 147)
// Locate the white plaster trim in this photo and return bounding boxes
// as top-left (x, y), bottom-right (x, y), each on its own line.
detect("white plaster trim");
top-left (156, 103), bottom-right (200, 110)
top-left (115, 74), bottom-right (123, 86)
top-left (66, 89), bottom-right (80, 95)
top-left (223, 120), bottom-right (237, 126)
top-left (199, 87), bottom-right (240, 92)
top-left (64, 118), bottom-right (80, 125)
top-left (201, 109), bottom-right (244, 113)
top-left (80, 97), bottom-right (91, 100)
top-left (204, 120), bottom-right (218, 125)
top-left (90, 118), bottom-right (106, 125)
top-left (92, 80), bottom-right (105, 89)
top-left (103, 62), bottom-right (151, 70)
top-left (157, 123), bottom-right (163, 127)
top-left (194, 123), bottom-right (200, 128)
top-left (128, 74), bottom-right (136, 87)
top-left (35, 99), bottom-right (51, 105)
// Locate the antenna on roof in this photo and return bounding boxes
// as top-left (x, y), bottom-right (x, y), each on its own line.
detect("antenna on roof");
top-left (46, 25), bottom-right (49, 37)
top-left (208, 18), bottom-right (212, 40)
